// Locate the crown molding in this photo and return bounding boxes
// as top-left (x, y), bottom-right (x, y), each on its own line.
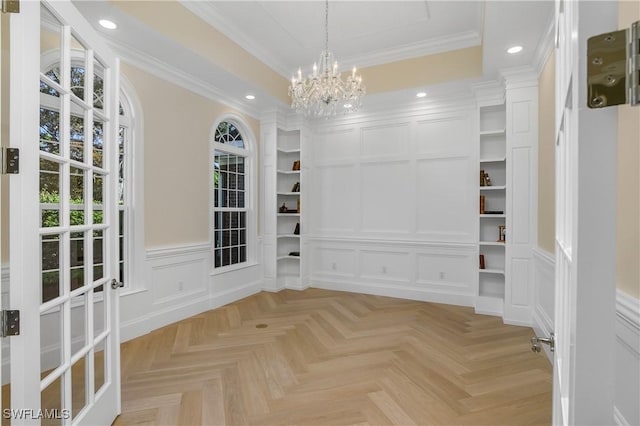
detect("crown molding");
top-left (105, 38), bottom-right (267, 120)
top-left (179, 0), bottom-right (290, 77)
top-left (343, 31), bottom-right (482, 71)
top-left (179, 0), bottom-right (482, 78)
top-left (532, 13), bottom-right (556, 76)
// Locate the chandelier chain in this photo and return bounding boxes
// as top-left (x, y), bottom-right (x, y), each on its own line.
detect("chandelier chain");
top-left (325, 0), bottom-right (329, 53)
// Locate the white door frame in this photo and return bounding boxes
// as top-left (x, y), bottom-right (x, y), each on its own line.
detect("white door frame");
top-left (553, 0), bottom-right (618, 424)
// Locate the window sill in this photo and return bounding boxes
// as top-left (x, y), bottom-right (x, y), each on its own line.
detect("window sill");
top-left (210, 260), bottom-right (259, 276)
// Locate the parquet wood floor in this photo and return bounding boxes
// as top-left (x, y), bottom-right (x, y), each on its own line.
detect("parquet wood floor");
top-left (114, 289), bottom-right (552, 425)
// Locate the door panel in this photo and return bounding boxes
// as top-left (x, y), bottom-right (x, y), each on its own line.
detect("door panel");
top-left (9, 1), bottom-right (121, 424)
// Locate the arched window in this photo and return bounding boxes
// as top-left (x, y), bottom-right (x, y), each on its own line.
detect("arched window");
top-left (211, 119), bottom-right (254, 269)
top-left (39, 53), bottom-right (143, 291)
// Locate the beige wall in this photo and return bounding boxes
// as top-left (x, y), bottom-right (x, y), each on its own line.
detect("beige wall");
top-left (360, 46), bottom-right (483, 94)
top-left (537, 53), bottom-right (556, 254)
top-left (616, 0), bottom-right (640, 298)
top-left (114, 0), bottom-right (290, 105)
top-left (121, 63), bottom-right (259, 249)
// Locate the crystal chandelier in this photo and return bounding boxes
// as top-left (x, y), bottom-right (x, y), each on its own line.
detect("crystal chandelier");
top-left (288, 0), bottom-right (365, 117)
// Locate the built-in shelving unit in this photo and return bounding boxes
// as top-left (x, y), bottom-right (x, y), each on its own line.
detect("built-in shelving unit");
top-left (477, 103), bottom-right (507, 315)
top-left (276, 130), bottom-right (302, 287)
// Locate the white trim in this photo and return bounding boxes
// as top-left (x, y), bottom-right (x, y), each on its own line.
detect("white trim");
top-left (146, 243), bottom-right (212, 260)
top-left (178, 1), bottom-right (482, 78)
top-left (616, 290), bottom-right (640, 334)
top-left (105, 39), bottom-right (265, 120)
top-left (308, 236), bottom-right (476, 251)
top-left (312, 278), bottom-right (475, 308)
top-left (532, 247), bottom-right (555, 357)
top-left (532, 14), bottom-right (556, 77)
top-left (210, 115), bottom-right (258, 272)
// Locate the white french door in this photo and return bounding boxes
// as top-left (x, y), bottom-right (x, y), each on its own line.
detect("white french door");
top-left (7, 1), bottom-right (121, 424)
top-left (553, 0), bottom-right (618, 424)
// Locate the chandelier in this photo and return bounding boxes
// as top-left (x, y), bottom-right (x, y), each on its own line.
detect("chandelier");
top-left (288, 0), bottom-right (365, 117)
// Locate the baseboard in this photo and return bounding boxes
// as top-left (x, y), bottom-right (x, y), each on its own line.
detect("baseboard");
top-left (312, 278), bottom-right (474, 307)
top-left (209, 279), bottom-right (262, 310)
top-left (120, 292), bottom-right (211, 342)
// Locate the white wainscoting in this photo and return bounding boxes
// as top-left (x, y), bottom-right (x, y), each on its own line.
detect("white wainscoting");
top-left (531, 248), bottom-right (640, 426)
top-left (310, 238), bottom-right (477, 307)
top-left (614, 290), bottom-right (640, 426)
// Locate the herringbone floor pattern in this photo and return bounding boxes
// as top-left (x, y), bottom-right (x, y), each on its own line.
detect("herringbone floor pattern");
top-left (114, 289), bottom-right (552, 425)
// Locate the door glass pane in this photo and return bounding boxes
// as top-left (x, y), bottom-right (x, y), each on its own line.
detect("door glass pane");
top-left (93, 297), bottom-right (105, 339)
top-left (70, 112), bottom-right (85, 163)
top-left (93, 58), bottom-right (105, 110)
top-left (69, 33), bottom-right (86, 101)
top-left (93, 229), bottom-right (104, 282)
top-left (40, 159), bottom-right (61, 227)
top-left (70, 167), bottom-right (85, 225)
top-left (94, 338), bottom-right (106, 395)
top-left (93, 174), bottom-right (104, 224)
top-left (70, 232), bottom-right (85, 291)
top-left (40, 107), bottom-right (61, 156)
top-left (42, 234), bottom-right (61, 303)
top-left (71, 293), bottom-right (87, 355)
top-left (93, 120), bottom-right (104, 168)
top-left (41, 306), bottom-right (63, 374)
top-left (40, 4), bottom-right (62, 74)
top-left (71, 357), bottom-right (87, 420)
top-left (41, 375), bottom-right (64, 426)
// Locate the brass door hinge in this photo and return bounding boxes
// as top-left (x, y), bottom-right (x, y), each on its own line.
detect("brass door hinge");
top-left (1, 0), bottom-right (19, 14)
top-left (587, 21), bottom-right (639, 108)
top-left (1, 310), bottom-right (20, 337)
top-left (1, 147), bottom-right (19, 174)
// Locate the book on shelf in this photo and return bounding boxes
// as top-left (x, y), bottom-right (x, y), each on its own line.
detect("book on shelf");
top-left (291, 181), bottom-right (300, 192)
top-left (292, 160), bottom-right (301, 171)
top-left (483, 210), bottom-right (504, 215)
top-left (289, 251), bottom-right (300, 257)
top-left (480, 195), bottom-right (485, 214)
top-left (479, 254), bottom-right (486, 269)
top-left (480, 170), bottom-right (492, 187)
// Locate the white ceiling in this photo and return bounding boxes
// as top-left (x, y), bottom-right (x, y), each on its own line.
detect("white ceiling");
top-left (71, 0), bottom-right (554, 115)
top-left (179, 1), bottom-right (484, 77)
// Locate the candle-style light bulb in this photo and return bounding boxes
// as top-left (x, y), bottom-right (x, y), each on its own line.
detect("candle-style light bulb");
top-left (298, 68), bottom-right (302, 80)
top-left (313, 63), bottom-right (317, 77)
top-left (352, 67), bottom-right (356, 78)
top-left (333, 61), bottom-right (338, 73)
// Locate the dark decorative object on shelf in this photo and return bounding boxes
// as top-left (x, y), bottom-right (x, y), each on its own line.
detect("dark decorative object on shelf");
top-left (484, 210), bottom-right (504, 215)
top-left (289, 251), bottom-right (300, 256)
top-left (479, 254), bottom-right (486, 269)
top-left (498, 225), bottom-right (506, 242)
top-left (293, 222), bottom-right (300, 235)
top-left (291, 182), bottom-right (300, 192)
top-left (279, 203), bottom-right (288, 213)
top-left (292, 160), bottom-right (301, 171)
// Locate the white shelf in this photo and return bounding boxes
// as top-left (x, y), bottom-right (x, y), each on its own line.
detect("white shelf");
top-left (277, 148), bottom-right (301, 154)
top-left (277, 170), bottom-right (300, 175)
top-left (277, 192), bottom-right (300, 196)
top-left (480, 157), bottom-right (506, 163)
top-left (479, 268), bottom-right (505, 275)
top-left (480, 128), bottom-right (506, 136)
top-left (480, 214), bottom-right (506, 218)
top-left (277, 213), bottom-right (300, 217)
top-left (277, 255), bottom-right (301, 261)
top-left (479, 241), bottom-right (505, 246)
top-left (480, 185), bottom-right (506, 191)
top-left (277, 234), bottom-right (300, 239)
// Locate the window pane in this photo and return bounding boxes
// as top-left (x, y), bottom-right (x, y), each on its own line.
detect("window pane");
top-left (40, 159), bottom-right (61, 227)
top-left (93, 120), bottom-right (104, 168)
top-left (70, 113), bottom-right (85, 163)
top-left (40, 107), bottom-right (61, 155)
top-left (70, 167), bottom-right (85, 225)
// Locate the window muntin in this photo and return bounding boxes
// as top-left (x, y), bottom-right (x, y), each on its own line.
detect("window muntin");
top-left (39, 61), bottom-right (132, 292)
top-left (213, 121), bottom-right (249, 268)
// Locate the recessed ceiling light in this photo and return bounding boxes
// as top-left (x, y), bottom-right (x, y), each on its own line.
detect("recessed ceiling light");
top-left (99, 19), bottom-right (117, 30)
top-left (507, 45), bottom-right (523, 54)
top-left (416, 92), bottom-right (427, 98)
top-left (245, 94), bottom-right (255, 100)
